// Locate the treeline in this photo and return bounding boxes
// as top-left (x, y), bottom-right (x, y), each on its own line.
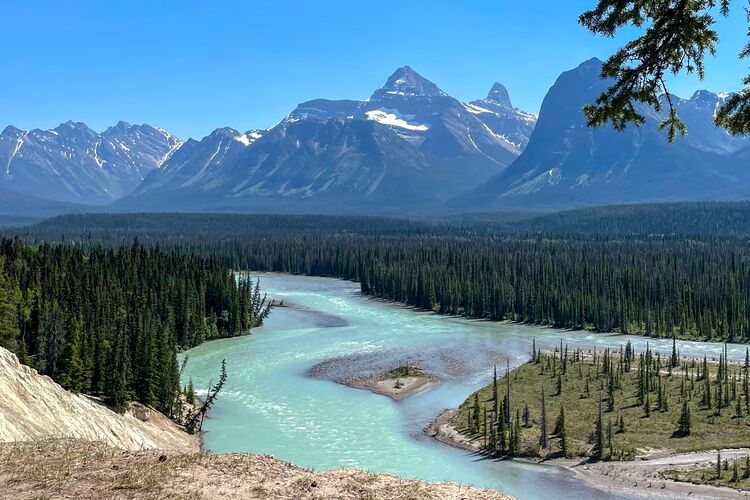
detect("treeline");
top-left (162, 235), bottom-right (750, 343)
top-left (519, 202), bottom-right (750, 239)
top-left (18, 232), bottom-right (750, 343)
top-left (19, 201), bottom-right (750, 240)
top-left (12, 208), bottom-right (750, 343)
top-left (0, 237), bottom-right (268, 413)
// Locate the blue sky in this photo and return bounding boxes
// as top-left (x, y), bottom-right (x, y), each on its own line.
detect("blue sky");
top-left (2, 1), bottom-right (748, 139)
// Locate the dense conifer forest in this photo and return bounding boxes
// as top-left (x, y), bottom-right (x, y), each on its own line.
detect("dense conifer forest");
top-left (10, 202), bottom-right (750, 344)
top-left (0, 237), bottom-right (268, 413)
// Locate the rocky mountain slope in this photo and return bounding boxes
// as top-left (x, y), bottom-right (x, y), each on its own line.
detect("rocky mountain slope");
top-left (119, 66), bottom-right (536, 215)
top-left (0, 346), bottom-right (196, 451)
top-left (0, 121), bottom-right (180, 205)
top-left (452, 58), bottom-right (750, 210)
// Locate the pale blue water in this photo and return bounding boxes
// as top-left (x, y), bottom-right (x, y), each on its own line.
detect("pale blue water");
top-left (182, 274), bottom-right (747, 499)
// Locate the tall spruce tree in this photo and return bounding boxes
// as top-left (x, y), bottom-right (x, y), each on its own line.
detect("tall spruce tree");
top-left (594, 395), bottom-right (605, 459)
top-left (558, 406), bottom-right (569, 457)
top-left (540, 386), bottom-right (548, 449)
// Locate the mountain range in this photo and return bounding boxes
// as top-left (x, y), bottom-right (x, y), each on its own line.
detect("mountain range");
top-left (119, 66), bottom-right (536, 214)
top-left (453, 58), bottom-right (750, 210)
top-left (2, 60), bottom-right (749, 216)
top-left (0, 121), bottom-right (180, 205)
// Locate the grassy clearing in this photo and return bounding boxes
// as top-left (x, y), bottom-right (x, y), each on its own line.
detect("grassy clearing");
top-left (451, 341), bottom-right (750, 460)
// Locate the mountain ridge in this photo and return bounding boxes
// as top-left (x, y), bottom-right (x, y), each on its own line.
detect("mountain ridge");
top-left (118, 66), bottom-right (537, 215)
top-left (0, 121), bottom-right (181, 205)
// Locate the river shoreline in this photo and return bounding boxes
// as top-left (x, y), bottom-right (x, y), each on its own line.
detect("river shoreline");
top-left (426, 407), bottom-right (750, 499)
top-left (251, 270), bottom-right (750, 351)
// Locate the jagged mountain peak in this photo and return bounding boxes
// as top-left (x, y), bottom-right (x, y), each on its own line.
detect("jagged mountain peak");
top-left (379, 66), bottom-right (446, 97)
top-left (55, 120), bottom-right (95, 133)
top-left (580, 57), bottom-right (604, 68)
top-left (111, 120), bottom-right (133, 130)
top-left (199, 127), bottom-right (264, 147)
top-left (486, 83), bottom-right (512, 107)
top-left (1, 125), bottom-right (24, 137)
top-left (688, 89), bottom-right (732, 105)
top-left (208, 127), bottom-right (242, 138)
top-left (563, 57), bottom-right (605, 83)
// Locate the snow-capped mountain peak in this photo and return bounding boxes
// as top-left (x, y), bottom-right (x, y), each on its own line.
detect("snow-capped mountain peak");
top-left (377, 66), bottom-right (447, 97)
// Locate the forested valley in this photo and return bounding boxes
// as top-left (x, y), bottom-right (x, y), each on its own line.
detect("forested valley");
top-left (0, 237), bottom-right (269, 414)
top-left (10, 203), bottom-right (750, 344)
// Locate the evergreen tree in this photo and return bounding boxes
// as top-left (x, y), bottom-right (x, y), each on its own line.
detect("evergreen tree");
top-left (523, 403), bottom-right (530, 427)
top-left (497, 409), bottom-right (506, 453)
top-left (594, 395), bottom-right (604, 460)
top-left (558, 406), bottom-right (569, 457)
top-left (676, 399), bottom-right (692, 437)
top-left (186, 378), bottom-right (196, 403)
top-left (539, 386), bottom-right (548, 449)
top-left (472, 394), bottom-right (481, 434)
top-left (511, 409), bottom-right (521, 456)
top-left (607, 372), bottom-right (615, 412)
top-left (580, 0), bottom-right (750, 138)
top-left (492, 364), bottom-right (499, 421)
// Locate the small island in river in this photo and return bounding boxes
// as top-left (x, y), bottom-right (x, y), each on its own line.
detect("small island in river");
top-left (345, 365), bottom-right (439, 401)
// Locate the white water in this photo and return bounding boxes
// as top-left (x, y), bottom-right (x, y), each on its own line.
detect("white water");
top-left (182, 274), bottom-right (745, 499)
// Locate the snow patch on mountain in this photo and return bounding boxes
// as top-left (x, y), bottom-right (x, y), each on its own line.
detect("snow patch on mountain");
top-left (365, 109), bottom-right (429, 131)
top-left (464, 103), bottom-right (493, 115)
top-left (234, 130), bottom-right (265, 147)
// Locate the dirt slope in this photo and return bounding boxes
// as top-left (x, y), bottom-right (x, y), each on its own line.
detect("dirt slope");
top-left (0, 440), bottom-right (511, 500)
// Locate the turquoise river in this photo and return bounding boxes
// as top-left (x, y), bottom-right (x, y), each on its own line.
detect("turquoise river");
top-left (181, 274), bottom-right (748, 499)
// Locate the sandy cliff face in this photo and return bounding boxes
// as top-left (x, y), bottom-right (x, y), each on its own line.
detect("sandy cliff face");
top-left (0, 346), bottom-right (197, 452)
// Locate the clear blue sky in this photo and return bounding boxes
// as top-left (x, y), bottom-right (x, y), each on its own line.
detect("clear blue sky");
top-left (2, 0), bottom-right (748, 139)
